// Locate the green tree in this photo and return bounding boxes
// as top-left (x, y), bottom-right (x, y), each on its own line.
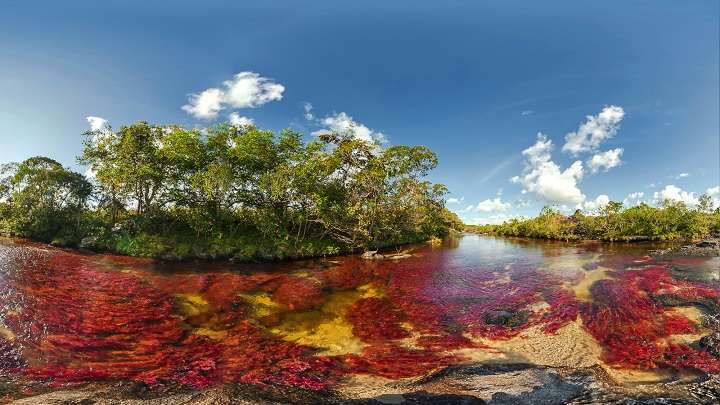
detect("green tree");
top-left (79, 121), bottom-right (168, 220)
top-left (0, 157), bottom-right (92, 243)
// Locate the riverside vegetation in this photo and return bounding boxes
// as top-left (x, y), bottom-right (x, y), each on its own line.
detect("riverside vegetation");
top-left (0, 122), bottom-right (463, 260)
top-left (468, 199), bottom-right (720, 242)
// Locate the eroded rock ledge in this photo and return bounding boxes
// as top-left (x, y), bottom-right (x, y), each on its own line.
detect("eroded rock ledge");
top-left (650, 239), bottom-right (720, 258)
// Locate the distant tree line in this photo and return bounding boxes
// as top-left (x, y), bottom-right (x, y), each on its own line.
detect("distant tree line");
top-left (0, 122), bottom-right (462, 260)
top-left (468, 199), bottom-right (720, 242)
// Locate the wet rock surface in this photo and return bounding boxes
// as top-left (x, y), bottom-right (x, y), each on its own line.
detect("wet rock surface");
top-left (651, 293), bottom-right (719, 312)
top-left (650, 239), bottom-right (720, 258)
top-left (700, 332), bottom-right (720, 358)
top-left (6, 365), bottom-right (720, 404)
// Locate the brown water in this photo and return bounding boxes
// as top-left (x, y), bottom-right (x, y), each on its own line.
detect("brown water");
top-left (0, 235), bottom-right (718, 403)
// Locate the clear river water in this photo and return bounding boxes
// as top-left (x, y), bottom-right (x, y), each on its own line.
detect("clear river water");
top-left (0, 235), bottom-right (718, 404)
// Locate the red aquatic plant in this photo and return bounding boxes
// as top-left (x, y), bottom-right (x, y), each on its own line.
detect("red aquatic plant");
top-left (149, 274), bottom-right (210, 295)
top-left (271, 276), bottom-right (326, 311)
top-left (580, 266), bottom-right (720, 373)
top-left (1, 246), bottom-right (339, 390)
top-left (0, 337), bottom-right (22, 368)
top-left (341, 345), bottom-right (458, 379)
top-left (313, 258), bottom-right (375, 291)
top-left (345, 297), bottom-right (409, 343)
top-left (539, 287), bottom-right (579, 334)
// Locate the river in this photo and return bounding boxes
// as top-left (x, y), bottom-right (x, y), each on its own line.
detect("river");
top-left (0, 235), bottom-right (718, 404)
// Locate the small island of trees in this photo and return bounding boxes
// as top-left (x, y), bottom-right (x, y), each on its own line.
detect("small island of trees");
top-left (468, 200), bottom-right (720, 242)
top-left (0, 121), bottom-right (462, 260)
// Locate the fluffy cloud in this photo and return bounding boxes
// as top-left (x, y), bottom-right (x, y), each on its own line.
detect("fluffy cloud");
top-left (182, 88), bottom-right (225, 120)
top-left (622, 191), bottom-right (644, 206)
top-left (511, 197), bottom-right (531, 209)
top-left (228, 112), bottom-right (254, 126)
top-left (587, 148), bottom-right (624, 173)
top-left (303, 102), bottom-right (315, 120)
top-left (474, 198), bottom-right (511, 213)
top-left (581, 194), bottom-right (610, 212)
top-left (86, 115), bottom-right (114, 145)
top-left (464, 213), bottom-right (528, 226)
top-left (86, 116), bottom-right (108, 131)
top-left (653, 185), bottom-right (699, 207)
top-left (510, 133), bottom-right (586, 204)
top-left (223, 72), bottom-right (284, 108)
top-left (182, 72), bottom-right (284, 120)
top-left (562, 106), bottom-right (624, 156)
top-left (311, 112), bottom-right (387, 144)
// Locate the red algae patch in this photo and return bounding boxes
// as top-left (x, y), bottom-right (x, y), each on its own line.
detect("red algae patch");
top-left (1, 236), bottom-right (719, 400)
top-left (580, 266), bottom-right (720, 373)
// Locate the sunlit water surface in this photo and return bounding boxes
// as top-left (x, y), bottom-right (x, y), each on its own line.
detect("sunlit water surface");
top-left (0, 235), bottom-right (718, 402)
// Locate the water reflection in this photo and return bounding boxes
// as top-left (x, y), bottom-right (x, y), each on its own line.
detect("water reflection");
top-left (0, 235), bottom-right (718, 399)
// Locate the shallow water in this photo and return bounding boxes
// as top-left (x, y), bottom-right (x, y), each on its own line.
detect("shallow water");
top-left (0, 235), bottom-right (718, 403)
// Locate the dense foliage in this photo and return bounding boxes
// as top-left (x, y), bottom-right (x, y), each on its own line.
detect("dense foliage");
top-left (472, 200), bottom-right (720, 241)
top-left (0, 122), bottom-right (460, 259)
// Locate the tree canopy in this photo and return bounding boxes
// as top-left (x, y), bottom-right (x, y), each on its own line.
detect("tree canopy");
top-left (2, 121), bottom-right (459, 259)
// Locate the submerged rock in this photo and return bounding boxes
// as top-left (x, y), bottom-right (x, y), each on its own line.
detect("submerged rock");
top-left (483, 311), bottom-right (529, 328)
top-left (360, 251), bottom-right (414, 261)
top-left (650, 239), bottom-right (720, 258)
top-left (651, 293), bottom-right (719, 312)
top-left (699, 332), bottom-right (720, 358)
top-left (361, 251), bottom-right (386, 260)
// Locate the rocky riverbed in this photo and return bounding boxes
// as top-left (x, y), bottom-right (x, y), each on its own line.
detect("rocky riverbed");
top-left (3, 364), bottom-right (719, 404)
top-left (650, 239), bottom-right (720, 258)
top-left (2, 235), bottom-right (719, 404)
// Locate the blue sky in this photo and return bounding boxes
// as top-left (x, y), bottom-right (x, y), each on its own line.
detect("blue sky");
top-left (1, 0), bottom-right (718, 224)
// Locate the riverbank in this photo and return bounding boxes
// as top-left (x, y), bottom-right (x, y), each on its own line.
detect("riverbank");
top-left (4, 364), bottom-right (718, 404)
top-left (465, 203), bottom-right (720, 244)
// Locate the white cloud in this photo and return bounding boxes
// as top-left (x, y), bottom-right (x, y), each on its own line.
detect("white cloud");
top-left (182, 88), bottom-right (225, 120)
top-left (510, 133), bottom-right (586, 204)
top-left (583, 194), bottom-right (610, 212)
top-left (512, 198), bottom-right (531, 209)
top-left (303, 102), bottom-right (315, 120)
top-left (311, 112), bottom-right (387, 144)
top-left (587, 148), bottom-right (624, 173)
top-left (86, 116), bottom-right (108, 131)
top-left (465, 213), bottom-right (528, 226)
top-left (86, 116), bottom-right (114, 144)
top-left (223, 72), bottom-right (284, 109)
top-left (653, 185), bottom-right (699, 207)
top-left (624, 191), bottom-right (644, 205)
top-left (474, 198), bottom-right (511, 213)
top-left (562, 106), bottom-right (625, 156)
top-left (228, 112), bottom-right (254, 126)
top-left (182, 72), bottom-right (284, 120)
top-left (522, 110), bottom-right (533, 116)
top-left (707, 186), bottom-right (720, 197)
top-left (559, 205), bottom-right (574, 215)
